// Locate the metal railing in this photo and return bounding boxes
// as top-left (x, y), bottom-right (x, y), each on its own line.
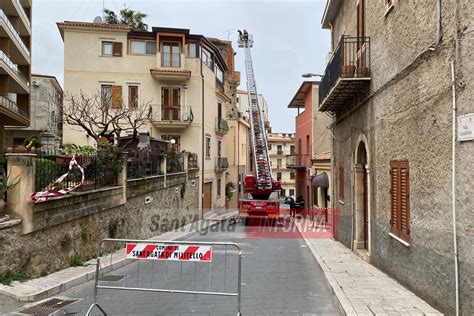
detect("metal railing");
top-left (35, 151), bottom-right (120, 193)
top-left (161, 52), bottom-right (181, 68)
top-left (216, 157), bottom-right (229, 171)
top-left (277, 150), bottom-right (284, 156)
top-left (150, 104), bottom-right (192, 123)
top-left (167, 152), bottom-right (184, 174)
top-left (86, 239), bottom-right (242, 316)
top-left (319, 36), bottom-right (370, 105)
top-left (0, 95), bottom-right (28, 119)
top-left (126, 151), bottom-right (164, 179)
top-left (0, 10), bottom-right (30, 57)
top-left (0, 49), bottom-right (29, 86)
top-left (187, 152), bottom-right (198, 169)
top-left (216, 77), bottom-right (224, 92)
top-left (216, 117), bottom-right (229, 133)
top-left (286, 154), bottom-right (310, 168)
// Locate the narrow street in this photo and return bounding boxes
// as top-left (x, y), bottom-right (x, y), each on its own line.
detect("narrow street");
top-left (40, 217), bottom-right (339, 315)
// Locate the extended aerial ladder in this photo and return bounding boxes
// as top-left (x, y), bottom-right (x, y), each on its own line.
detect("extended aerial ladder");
top-left (238, 30), bottom-right (281, 221)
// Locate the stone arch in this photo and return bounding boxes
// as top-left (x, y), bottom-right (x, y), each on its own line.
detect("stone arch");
top-left (353, 136), bottom-right (371, 254)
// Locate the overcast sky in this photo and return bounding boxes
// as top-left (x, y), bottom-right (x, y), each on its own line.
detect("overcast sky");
top-left (32, 0), bottom-right (330, 132)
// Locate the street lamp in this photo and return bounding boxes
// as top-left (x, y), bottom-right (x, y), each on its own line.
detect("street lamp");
top-left (302, 73), bottom-right (324, 78)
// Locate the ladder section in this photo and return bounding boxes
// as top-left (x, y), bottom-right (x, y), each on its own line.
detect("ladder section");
top-left (238, 30), bottom-right (272, 190)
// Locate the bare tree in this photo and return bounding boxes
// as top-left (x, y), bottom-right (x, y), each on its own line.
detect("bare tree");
top-left (63, 90), bottom-right (151, 147)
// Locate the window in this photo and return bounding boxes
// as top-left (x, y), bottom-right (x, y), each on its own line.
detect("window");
top-left (101, 84), bottom-right (112, 106)
top-left (217, 139), bottom-right (222, 157)
top-left (161, 135), bottom-right (181, 152)
top-left (339, 164), bottom-right (344, 201)
top-left (289, 189), bottom-right (295, 196)
top-left (277, 172), bottom-right (282, 181)
top-left (128, 85), bottom-right (138, 108)
top-left (162, 42), bottom-right (180, 67)
top-left (102, 42), bottom-right (113, 55)
top-left (202, 49), bottom-right (213, 70)
top-left (277, 145), bottom-right (283, 155)
top-left (290, 171), bottom-right (295, 180)
top-left (390, 161), bottom-right (410, 243)
top-left (162, 87), bottom-right (180, 120)
top-left (130, 40), bottom-right (157, 55)
top-left (290, 145), bottom-right (295, 155)
top-left (277, 159), bottom-right (282, 169)
top-left (215, 67), bottom-right (224, 83)
top-left (102, 41), bottom-right (122, 56)
top-left (206, 136), bottom-right (211, 157)
top-left (187, 42), bottom-right (197, 58)
top-left (217, 178), bottom-right (222, 196)
top-left (268, 144), bottom-right (272, 150)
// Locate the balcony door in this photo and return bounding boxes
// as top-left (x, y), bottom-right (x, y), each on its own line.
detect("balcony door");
top-left (162, 87), bottom-right (180, 121)
top-left (356, 0), bottom-right (367, 75)
top-left (162, 42), bottom-right (180, 68)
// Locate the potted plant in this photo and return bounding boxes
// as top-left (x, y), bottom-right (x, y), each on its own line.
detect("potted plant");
top-left (24, 135), bottom-right (42, 152)
top-left (342, 61), bottom-right (356, 78)
top-left (0, 169), bottom-right (19, 213)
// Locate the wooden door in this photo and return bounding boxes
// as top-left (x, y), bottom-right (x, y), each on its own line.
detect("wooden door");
top-left (162, 87), bottom-right (180, 120)
top-left (204, 182), bottom-right (212, 213)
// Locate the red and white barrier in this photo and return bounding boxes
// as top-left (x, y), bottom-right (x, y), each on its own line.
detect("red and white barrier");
top-left (30, 154), bottom-right (85, 203)
top-left (125, 243), bottom-right (212, 262)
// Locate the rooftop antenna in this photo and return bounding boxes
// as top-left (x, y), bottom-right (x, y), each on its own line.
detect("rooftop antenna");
top-left (223, 29), bottom-right (236, 41)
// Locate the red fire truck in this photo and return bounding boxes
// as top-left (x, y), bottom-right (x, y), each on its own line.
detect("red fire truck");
top-left (237, 30), bottom-right (282, 224)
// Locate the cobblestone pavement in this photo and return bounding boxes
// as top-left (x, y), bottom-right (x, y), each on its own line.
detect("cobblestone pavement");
top-left (14, 220), bottom-right (339, 315)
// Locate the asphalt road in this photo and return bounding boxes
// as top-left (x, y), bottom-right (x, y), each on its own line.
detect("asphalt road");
top-left (13, 218), bottom-right (340, 315)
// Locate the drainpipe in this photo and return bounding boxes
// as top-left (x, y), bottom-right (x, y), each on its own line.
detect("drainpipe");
top-left (351, 152), bottom-right (355, 251)
top-left (200, 40), bottom-right (205, 219)
top-left (450, 60), bottom-right (459, 316)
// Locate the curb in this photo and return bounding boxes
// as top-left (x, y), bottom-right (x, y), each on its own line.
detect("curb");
top-left (0, 211), bottom-right (237, 303)
top-left (294, 221), bottom-right (356, 316)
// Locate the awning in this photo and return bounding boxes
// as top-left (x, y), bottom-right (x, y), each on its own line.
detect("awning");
top-left (312, 172), bottom-right (329, 188)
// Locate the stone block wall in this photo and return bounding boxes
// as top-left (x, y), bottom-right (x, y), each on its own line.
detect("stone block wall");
top-left (0, 172), bottom-right (200, 278)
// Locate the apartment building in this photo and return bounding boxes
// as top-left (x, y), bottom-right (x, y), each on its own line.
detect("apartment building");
top-left (318, 1), bottom-right (473, 313)
top-left (268, 132), bottom-right (295, 197)
top-left (0, 0), bottom-right (32, 150)
top-left (208, 37), bottom-right (250, 209)
top-left (5, 74), bottom-right (63, 151)
top-left (287, 81), bottom-right (318, 210)
top-left (57, 21), bottom-right (235, 212)
top-left (236, 89), bottom-right (271, 132)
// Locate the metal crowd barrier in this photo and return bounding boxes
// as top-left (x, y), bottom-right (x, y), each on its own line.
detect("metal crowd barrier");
top-left (86, 238), bottom-right (242, 315)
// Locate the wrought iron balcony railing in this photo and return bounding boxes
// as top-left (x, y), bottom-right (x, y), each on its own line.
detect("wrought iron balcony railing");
top-left (319, 36), bottom-right (371, 112)
top-left (215, 157), bottom-right (229, 172)
top-left (286, 154), bottom-right (310, 169)
top-left (216, 117), bottom-right (229, 134)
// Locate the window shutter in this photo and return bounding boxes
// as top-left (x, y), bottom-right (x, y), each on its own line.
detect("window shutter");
top-left (390, 161), bottom-right (410, 241)
top-left (400, 165), bottom-right (410, 242)
top-left (113, 42), bottom-right (123, 56)
top-left (111, 85), bottom-right (122, 108)
top-left (390, 163), bottom-right (400, 235)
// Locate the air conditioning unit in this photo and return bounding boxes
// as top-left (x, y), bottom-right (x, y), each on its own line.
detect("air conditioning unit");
top-left (32, 80), bottom-right (39, 87)
top-left (182, 112), bottom-right (192, 122)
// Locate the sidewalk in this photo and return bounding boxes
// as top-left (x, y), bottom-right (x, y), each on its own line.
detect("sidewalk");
top-left (0, 211), bottom-right (237, 303)
top-left (297, 225), bottom-right (443, 315)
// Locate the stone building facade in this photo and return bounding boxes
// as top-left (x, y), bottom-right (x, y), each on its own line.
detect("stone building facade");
top-left (319, 0), bottom-right (473, 314)
top-left (5, 74), bottom-right (63, 151)
top-left (268, 132), bottom-right (295, 197)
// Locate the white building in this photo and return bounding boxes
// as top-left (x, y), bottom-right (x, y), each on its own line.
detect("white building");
top-left (268, 132), bottom-right (295, 197)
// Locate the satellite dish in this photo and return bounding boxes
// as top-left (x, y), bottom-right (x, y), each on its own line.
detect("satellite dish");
top-left (93, 16), bottom-right (103, 23)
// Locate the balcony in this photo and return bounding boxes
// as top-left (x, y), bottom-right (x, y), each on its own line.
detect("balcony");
top-left (286, 154), bottom-right (310, 169)
top-left (319, 36), bottom-right (371, 112)
top-left (215, 157), bottom-right (229, 172)
top-left (215, 77), bottom-right (224, 93)
top-left (0, 95), bottom-right (29, 126)
top-left (149, 104), bottom-right (192, 129)
top-left (277, 150), bottom-right (284, 156)
top-left (0, 10), bottom-right (30, 63)
top-left (215, 117), bottom-right (229, 135)
top-left (0, 50), bottom-right (29, 93)
top-left (150, 53), bottom-right (190, 82)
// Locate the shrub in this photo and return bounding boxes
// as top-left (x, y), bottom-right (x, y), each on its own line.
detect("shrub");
top-left (0, 271), bottom-right (30, 285)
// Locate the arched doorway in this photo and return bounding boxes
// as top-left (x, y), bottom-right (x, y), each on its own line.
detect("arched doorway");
top-left (354, 141), bottom-right (369, 251)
